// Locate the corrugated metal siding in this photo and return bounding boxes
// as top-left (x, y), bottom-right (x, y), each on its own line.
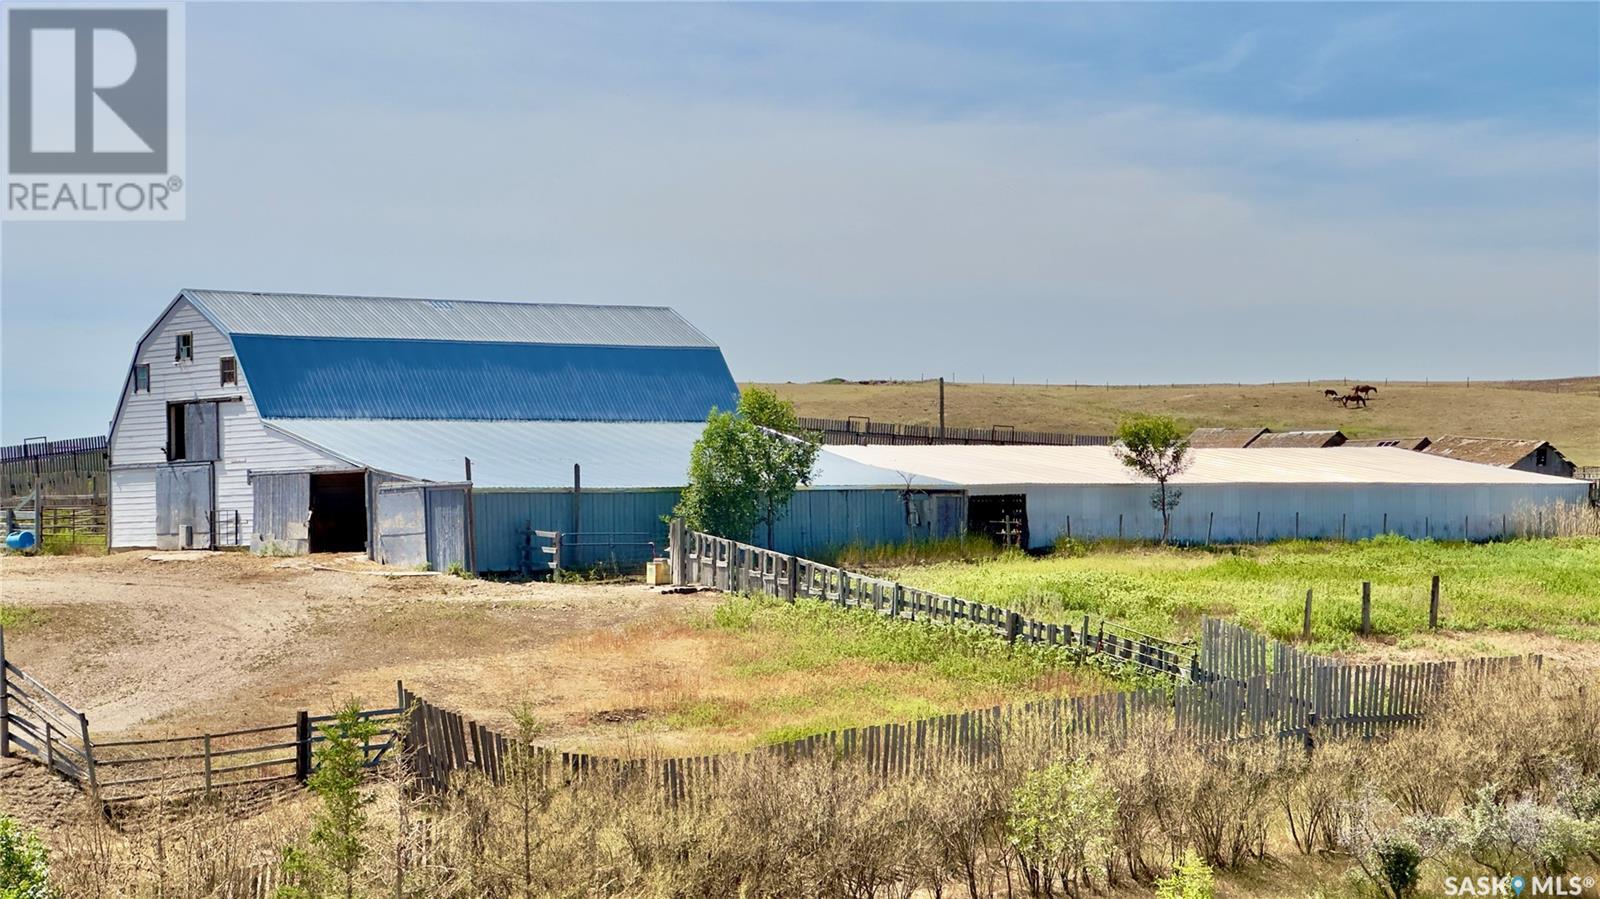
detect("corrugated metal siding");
top-left (1011, 481), bottom-right (1592, 547)
top-left (471, 487), bottom-right (929, 573)
top-left (376, 485), bottom-right (428, 567)
top-left (234, 336), bottom-right (740, 422)
top-left (184, 290), bottom-right (717, 347)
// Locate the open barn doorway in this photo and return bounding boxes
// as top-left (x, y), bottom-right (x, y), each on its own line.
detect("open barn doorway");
top-left (968, 494), bottom-right (1028, 549)
top-left (308, 471), bottom-right (368, 553)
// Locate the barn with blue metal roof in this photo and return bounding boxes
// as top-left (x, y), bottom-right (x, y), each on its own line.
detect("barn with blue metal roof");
top-left (107, 289), bottom-right (952, 569)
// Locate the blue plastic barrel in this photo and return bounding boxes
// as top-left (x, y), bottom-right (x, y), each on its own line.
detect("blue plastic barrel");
top-left (5, 529), bottom-right (36, 550)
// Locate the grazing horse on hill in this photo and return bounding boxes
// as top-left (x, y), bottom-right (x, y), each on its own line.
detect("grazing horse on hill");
top-left (1340, 392), bottom-right (1368, 408)
top-left (1323, 389), bottom-right (1340, 399)
top-left (1353, 384), bottom-right (1378, 397)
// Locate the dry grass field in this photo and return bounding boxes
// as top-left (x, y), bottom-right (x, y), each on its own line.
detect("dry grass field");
top-left (0, 552), bottom-right (1114, 761)
top-left (756, 376), bottom-right (1600, 464)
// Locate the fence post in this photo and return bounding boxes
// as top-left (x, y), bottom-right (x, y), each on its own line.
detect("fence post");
top-left (1004, 611), bottom-right (1020, 644)
top-left (668, 518), bottom-right (684, 586)
top-left (203, 734), bottom-right (213, 796)
top-left (77, 712), bottom-right (97, 799)
top-left (1302, 589), bottom-right (1314, 642)
top-left (0, 627), bottom-right (8, 759)
top-left (1429, 575), bottom-right (1440, 629)
top-left (295, 710), bottom-right (312, 783)
top-left (1360, 582), bottom-right (1371, 637)
top-left (551, 533), bottom-right (563, 584)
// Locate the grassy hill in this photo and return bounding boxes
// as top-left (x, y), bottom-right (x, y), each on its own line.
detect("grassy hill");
top-left (753, 376), bottom-right (1600, 465)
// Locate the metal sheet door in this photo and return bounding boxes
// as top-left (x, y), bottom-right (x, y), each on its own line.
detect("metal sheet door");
top-left (424, 485), bottom-right (469, 573)
top-left (376, 484), bottom-right (428, 568)
top-left (156, 463), bottom-right (214, 549)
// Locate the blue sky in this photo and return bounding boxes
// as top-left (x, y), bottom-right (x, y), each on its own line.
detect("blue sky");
top-left (2, 2), bottom-right (1597, 442)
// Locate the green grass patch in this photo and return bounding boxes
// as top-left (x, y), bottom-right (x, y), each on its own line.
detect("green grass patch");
top-left (657, 594), bottom-right (1130, 749)
top-left (886, 536), bottom-right (1600, 650)
top-left (0, 603), bottom-right (42, 631)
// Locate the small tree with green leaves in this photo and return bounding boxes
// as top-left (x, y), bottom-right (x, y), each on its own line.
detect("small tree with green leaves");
top-left (1007, 760), bottom-right (1118, 898)
top-left (1154, 848), bottom-right (1215, 899)
top-left (1112, 415), bottom-right (1192, 545)
top-left (675, 387), bottom-right (819, 548)
top-left (0, 815), bottom-right (57, 899)
top-left (279, 700), bottom-right (379, 899)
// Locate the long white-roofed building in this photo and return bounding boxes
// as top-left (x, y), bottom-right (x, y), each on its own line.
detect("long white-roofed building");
top-left (820, 444), bottom-right (1591, 546)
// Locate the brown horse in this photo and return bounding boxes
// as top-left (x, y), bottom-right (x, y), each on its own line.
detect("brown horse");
top-left (1323, 389), bottom-right (1340, 399)
top-left (1353, 384), bottom-right (1378, 396)
top-left (1340, 392), bottom-right (1368, 408)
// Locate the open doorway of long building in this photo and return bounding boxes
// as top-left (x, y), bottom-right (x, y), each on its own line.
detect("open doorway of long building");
top-left (308, 471), bottom-right (368, 553)
top-left (967, 493), bottom-right (1028, 548)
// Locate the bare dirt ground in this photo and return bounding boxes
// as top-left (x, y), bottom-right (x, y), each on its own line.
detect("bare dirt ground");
top-left (0, 551), bottom-right (718, 744)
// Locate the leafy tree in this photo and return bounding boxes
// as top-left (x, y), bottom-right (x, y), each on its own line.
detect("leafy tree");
top-left (1112, 415), bottom-right (1192, 545)
top-left (0, 815), bottom-right (56, 899)
top-left (1007, 760), bottom-right (1117, 898)
top-left (279, 700), bottom-right (379, 899)
top-left (675, 388), bottom-right (819, 547)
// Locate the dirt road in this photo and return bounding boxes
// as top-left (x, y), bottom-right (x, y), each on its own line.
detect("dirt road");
top-left (0, 551), bottom-right (713, 738)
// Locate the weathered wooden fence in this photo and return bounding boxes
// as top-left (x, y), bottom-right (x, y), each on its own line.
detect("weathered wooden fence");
top-left (1, 627), bottom-right (403, 805)
top-left (400, 685), bottom-right (1172, 802)
top-left (796, 416), bottom-right (1113, 448)
top-left (669, 523), bottom-right (1195, 678)
top-left (1182, 618), bottom-right (1542, 746)
top-left (1, 627), bottom-right (95, 792)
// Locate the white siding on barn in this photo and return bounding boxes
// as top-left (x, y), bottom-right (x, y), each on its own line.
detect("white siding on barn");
top-left (110, 468), bottom-right (157, 547)
top-left (109, 297), bottom-right (344, 545)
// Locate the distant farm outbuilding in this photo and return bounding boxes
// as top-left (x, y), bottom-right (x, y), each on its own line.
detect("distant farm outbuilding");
top-left (1342, 436), bottom-right (1433, 451)
top-left (1421, 435), bottom-right (1576, 478)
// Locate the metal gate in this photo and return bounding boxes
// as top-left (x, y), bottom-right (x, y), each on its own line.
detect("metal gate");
top-left (376, 482), bottom-right (470, 572)
top-left (156, 462), bottom-right (213, 549)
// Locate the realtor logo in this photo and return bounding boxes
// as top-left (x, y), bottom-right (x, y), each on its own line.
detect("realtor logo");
top-left (3, 4), bottom-right (185, 220)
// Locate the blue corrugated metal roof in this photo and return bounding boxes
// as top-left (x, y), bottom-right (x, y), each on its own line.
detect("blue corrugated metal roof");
top-left (263, 418), bottom-right (940, 490)
top-left (184, 289), bottom-right (716, 347)
top-left (235, 335), bottom-right (740, 421)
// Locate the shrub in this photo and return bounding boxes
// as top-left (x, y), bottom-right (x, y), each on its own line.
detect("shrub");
top-left (0, 816), bottom-right (56, 899)
top-left (1154, 848), bottom-right (1215, 899)
top-left (1007, 759), bottom-right (1117, 898)
top-left (1372, 837), bottom-right (1422, 899)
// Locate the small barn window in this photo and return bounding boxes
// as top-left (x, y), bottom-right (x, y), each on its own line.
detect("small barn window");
top-left (175, 332), bottom-right (193, 362)
top-left (133, 364), bottom-right (150, 393)
top-left (220, 356), bottom-right (237, 386)
top-left (1536, 446), bottom-right (1548, 467)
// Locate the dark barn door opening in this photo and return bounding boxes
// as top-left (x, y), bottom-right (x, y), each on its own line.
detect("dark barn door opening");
top-left (968, 493), bottom-right (1028, 548)
top-left (309, 472), bottom-right (368, 553)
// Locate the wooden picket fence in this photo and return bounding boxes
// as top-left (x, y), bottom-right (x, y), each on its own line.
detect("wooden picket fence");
top-left (669, 523), bottom-right (1195, 678)
top-left (1182, 618), bottom-right (1542, 746)
top-left (400, 616), bottom-right (1545, 802)
top-left (400, 685), bottom-right (1173, 803)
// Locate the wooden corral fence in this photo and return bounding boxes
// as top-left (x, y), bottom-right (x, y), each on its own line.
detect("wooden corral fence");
top-left (669, 523), bottom-right (1195, 679)
top-left (1, 627), bottom-right (402, 804)
top-left (400, 618), bottom-right (1539, 803)
top-left (1, 628), bottom-right (95, 791)
top-left (400, 685), bottom-right (1172, 802)
top-left (1183, 618), bottom-right (1542, 746)
top-left (797, 416), bottom-right (1112, 447)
